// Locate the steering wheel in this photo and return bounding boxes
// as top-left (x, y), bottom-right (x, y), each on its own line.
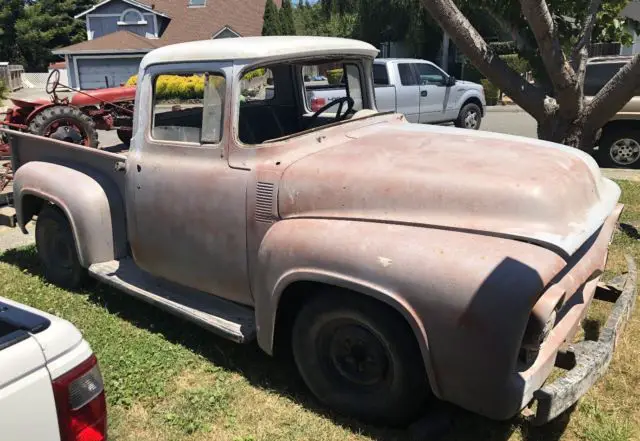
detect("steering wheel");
top-left (46, 69), bottom-right (61, 95)
top-left (309, 96), bottom-right (355, 125)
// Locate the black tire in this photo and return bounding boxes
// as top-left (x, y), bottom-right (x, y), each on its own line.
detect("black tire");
top-left (29, 105), bottom-right (99, 148)
top-left (455, 102), bottom-right (482, 130)
top-left (292, 292), bottom-right (430, 426)
top-left (595, 128), bottom-right (640, 169)
top-left (117, 129), bottom-right (132, 147)
top-left (36, 204), bottom-right (87, 290)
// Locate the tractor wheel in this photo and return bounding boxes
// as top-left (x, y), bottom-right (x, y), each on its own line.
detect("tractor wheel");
top-left (29, 105), bottom-right (99, 148)
top-left (117, 129), bottom-right (132, 147)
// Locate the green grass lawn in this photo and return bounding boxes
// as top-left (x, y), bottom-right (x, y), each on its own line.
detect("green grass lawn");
top-left (1, 182), bottom-right (640, 441)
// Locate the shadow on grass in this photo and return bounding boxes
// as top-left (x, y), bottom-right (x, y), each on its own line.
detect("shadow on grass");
top-left (0, 247), bottom-right (576, 441)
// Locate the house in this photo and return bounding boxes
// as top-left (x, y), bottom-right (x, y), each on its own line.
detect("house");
top-left (53, 0), bottom-right (282, 90)
top-left (620, 1), bottom-right (640, 55)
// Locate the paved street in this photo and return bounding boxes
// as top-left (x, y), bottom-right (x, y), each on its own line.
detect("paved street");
top-left (482, 107), bottom-right (537, 139)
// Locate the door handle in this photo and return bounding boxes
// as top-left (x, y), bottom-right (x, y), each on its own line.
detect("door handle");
top-left (421, 90), bottom-right (428, 97)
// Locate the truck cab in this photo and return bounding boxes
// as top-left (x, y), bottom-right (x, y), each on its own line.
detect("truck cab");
top-left (4, 36), bottom-right (636, 427)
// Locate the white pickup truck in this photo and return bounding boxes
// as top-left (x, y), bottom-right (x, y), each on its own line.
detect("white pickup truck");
top-left (0, 297), bottom-right (106, 441)
top-left (307, 58), bottom-right (486, 129)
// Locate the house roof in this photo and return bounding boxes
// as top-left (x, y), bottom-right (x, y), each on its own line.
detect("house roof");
top-left (58, 0), bottom-right (282, 55)
top-left (75, 0), bottom-right (170, 19)
top-left (53, 31), bottom-right (162, 55)
top-left (141, 36), bottom-right (379, 69)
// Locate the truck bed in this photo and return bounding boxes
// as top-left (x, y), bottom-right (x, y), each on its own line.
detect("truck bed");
top-left (6, 129), bottom-right (127, 195)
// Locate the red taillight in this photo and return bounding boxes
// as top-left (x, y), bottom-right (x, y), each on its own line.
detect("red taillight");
top-left (311, 97), bottom-right (326, 112)
top-left (53, 355), bottom-right (107, 441)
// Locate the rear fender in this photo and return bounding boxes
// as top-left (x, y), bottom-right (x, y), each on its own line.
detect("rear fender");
top-left (14, 161), bottom-right (126, 267)
top-left (25, 103), bottom-right (62, 124)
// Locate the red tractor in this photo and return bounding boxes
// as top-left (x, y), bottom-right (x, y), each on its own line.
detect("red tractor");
top-left (0, 69), bottom-right (135, 155)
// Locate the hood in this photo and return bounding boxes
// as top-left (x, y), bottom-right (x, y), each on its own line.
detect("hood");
top-left (456, 79), bottom-right (482, 89)
top-left (278, 122), bottom-right (620, 257)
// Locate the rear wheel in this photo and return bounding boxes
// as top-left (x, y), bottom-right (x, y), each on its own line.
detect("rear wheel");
top-left (29, 105), bottom-right (99, 148)
top-left (455, 103), bottom-right (482, 130)
top-left (36, 204), bottom-right (87, 289)
top-left (596, 128), bottom-right (640, 168)
top-left (292, 291), bottom-right (430, 425)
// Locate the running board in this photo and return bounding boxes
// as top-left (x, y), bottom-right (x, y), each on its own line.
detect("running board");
top-left (89, 259), bottom-right (256, 343)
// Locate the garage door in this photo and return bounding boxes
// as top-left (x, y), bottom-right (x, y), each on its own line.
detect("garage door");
top-left (77, 57), bottom-right (142, 90)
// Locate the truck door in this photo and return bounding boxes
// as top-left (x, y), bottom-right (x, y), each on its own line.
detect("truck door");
top-left (415, 62), bottom-right (448, 123)
top-left (127, 62), bottom-right (253, 305)
top-left (395, 63), bottom-right (421, 123)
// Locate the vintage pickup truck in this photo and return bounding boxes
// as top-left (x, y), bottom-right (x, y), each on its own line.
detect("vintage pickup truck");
top-left (2, 36), bottom-right (637, 426)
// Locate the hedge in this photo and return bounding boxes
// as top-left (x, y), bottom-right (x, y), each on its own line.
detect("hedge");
top-left (126, 69), bottom-right (266, 101)
top-left (481, 79), bottom-right (500, 106)
top-left (327, 68), bottom-right (343, 85)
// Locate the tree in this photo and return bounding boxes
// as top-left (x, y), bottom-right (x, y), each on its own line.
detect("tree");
top-left (262, 0), bottom-right (282, 36)
top-left (0, 0), bottom-right (23, 63)
top-left (421, 0), bottom-right (640, 149)
top-left (15, 0), bottom-right (95, 71)
top-left (280, 0), bottom-right (297, 35)
top-left (293, 1), bottom-right (357, 38)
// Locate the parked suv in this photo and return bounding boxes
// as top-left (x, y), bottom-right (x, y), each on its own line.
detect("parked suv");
top-left (587, 56), bottom-right (640, 168)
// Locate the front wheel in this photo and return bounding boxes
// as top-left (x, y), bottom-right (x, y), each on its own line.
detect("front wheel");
top-left (292, 292), bottom-right (430, 425)
top-left (455, 103), bottom-right (482, 130)
top-left (595, 128), bottom-right (640, 168)
top-left (36, 204), bottom-right (87, 289)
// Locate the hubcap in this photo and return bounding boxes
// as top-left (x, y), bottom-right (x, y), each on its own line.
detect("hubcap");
top-left (45, 120), bottom-right (86, 145)
top-left (610, 138), bottom-right (640, 166)
top-left (464, 110), bottom-right (479, 129)
top-left (323, 323), bottom-right (389, 387)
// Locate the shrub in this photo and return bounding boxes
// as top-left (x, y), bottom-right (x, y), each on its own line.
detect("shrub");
top-left (327, 68), bottom-right (343, 85)
top-left (481, 79), bottom-right (500, 106)
top-left (242, 68), bottom-right (266, 81)
top-left (0, 80), bottom-right (7, 105)
top-left (500, 54), bottom-right (531, 76)
top-left (125, 74), bottom-right (222, 101)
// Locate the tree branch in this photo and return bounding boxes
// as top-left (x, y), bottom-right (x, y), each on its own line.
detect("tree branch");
top-left (519, 0), bottom-right (582, 119)
top-left (583, 54), bottom-right (640, 132)
top-left (571, 0), bottom-right (603, 69)
top-left (420, 0), bottom-right (547, 121)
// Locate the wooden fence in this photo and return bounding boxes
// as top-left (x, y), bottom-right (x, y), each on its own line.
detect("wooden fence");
top-left (0, 64), bottom-right (24, 91)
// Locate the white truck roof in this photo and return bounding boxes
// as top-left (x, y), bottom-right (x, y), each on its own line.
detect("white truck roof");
top-left (141, 36), bottom-right (379, 69)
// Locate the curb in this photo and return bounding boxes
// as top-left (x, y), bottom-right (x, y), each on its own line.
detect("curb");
top-left (485, 105), bottom-right (525, 113)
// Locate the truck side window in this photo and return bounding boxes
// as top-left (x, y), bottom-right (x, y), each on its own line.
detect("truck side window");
top-left (240, 68), bottom-right (275, 102)
top-left (151, 72), bottom-right (226, 144)
top-left (584, 63), bottom-right (626, 96)
top-left (415, 63), bottom-right (446, 86)
top-left (373, 64), bottom-right (389, 85)
top-left (398, 63), bottom-right (418, 86)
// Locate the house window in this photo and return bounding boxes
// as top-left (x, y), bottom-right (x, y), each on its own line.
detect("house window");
top-left (189, 0), bottom-right (207, 6)
top-left (118, 8), bottom-right (147, 25)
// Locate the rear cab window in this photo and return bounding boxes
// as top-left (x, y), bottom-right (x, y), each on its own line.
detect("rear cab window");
top-left (151, 71), bottom-right (226, 145)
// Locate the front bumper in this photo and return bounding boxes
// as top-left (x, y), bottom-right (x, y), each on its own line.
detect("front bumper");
top-left (531, 254), bottom-right (637, 425)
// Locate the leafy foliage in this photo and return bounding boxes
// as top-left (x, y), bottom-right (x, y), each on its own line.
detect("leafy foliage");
top-left (327, 68), bottom-right (344, 84)
top-left (280, 0), bottom-right (297, 35)
top-left (126, 74), bottom-right (224, 101)
top-left (0, 80), bottom-right (7, 105)
top-left (0, 0), bottom-right (23, 64)
top-left (262, 0), bottom-right (282, 36)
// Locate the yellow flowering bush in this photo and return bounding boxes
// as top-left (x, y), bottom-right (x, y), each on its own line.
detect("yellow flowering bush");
top-left (125, 74), bottom-right (223, 100)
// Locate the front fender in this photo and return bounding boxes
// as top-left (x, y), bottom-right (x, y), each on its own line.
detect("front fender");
top-left (14, 161), bottom-right (126, 267)
top-left (254, 219), bottom-right (566, 410)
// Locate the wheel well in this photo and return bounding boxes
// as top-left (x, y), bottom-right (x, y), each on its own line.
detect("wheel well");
top-left (273, 281), bottom-right (425, 368)
top-left (21, 194), bottom-right (46, 225)
top-left (463, 97), bottom-right (485, 116)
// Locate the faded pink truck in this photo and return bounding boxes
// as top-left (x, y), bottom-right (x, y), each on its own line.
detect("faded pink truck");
top-left (2, 37), bottom-right (637, 426)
